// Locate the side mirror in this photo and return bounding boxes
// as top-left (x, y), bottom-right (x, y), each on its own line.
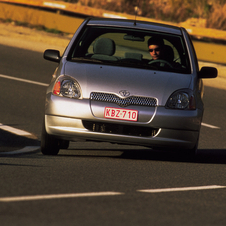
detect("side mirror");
top-left (43, 49), bottom-right (61, 63)
top-left (198, 66), bottom-right (218, 79)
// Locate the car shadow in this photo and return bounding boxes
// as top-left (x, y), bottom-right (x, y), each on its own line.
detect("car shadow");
top-left (118, 148), bottom-right (226, 164)
top-left (60, 142), bottom-right (226, 164)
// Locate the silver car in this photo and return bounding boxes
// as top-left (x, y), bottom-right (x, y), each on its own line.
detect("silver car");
top-left (41, 17), bottom-right (217, 155)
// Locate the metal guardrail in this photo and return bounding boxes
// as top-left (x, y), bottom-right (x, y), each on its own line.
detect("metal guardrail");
top-left (1, 0), bottom-right (226, 42)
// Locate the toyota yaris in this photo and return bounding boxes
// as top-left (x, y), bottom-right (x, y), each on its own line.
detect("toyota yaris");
top-left (41, 17), bottom-right (217, 155)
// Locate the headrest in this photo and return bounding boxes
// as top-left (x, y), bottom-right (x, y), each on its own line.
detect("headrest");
top-left (164, 45), bottom-right (174, 62)
top-left (93, 38), bottom-right (116, 56)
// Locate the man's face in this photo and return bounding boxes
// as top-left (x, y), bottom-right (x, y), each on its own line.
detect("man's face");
top-left (149, 44), bottom-right (161, 60)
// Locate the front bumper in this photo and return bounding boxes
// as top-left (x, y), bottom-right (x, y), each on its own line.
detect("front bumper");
top-left (45, 115), bottom-right (200, 149)
top-left (45, 94), bottom-right (202, 149)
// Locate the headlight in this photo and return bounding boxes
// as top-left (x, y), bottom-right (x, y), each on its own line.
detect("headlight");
top-left (166, 89), bottom-right (196, 110)
top-left (53, 76), bottom-right (81, 99)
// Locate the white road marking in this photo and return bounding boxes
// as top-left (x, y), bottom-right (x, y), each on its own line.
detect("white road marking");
top-left (0, 124), bottom-right (39, 155)
top-left (0, 146), bottom-right (40, 156)
top-left (138, 185), bottom-right (226, 193)
top-left (0, 74), bottom-right (48, 86)
top-left (1, 185), bottom-right (225, 202)
top-left (0, 192), bottom-right (124, 202)
top-left (0, 123), bottom-right (32, 136)
top-left (201, 122), bottom-right (220, 129)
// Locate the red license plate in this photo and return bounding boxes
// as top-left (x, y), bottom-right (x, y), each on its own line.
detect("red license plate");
top-left (104, 107), bottom-right (138, 121)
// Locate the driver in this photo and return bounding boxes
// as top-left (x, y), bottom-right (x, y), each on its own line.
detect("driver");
top-left (147, 37), bottom-right (176, 69)
top-left (148, 37), bottom-right (165, 60)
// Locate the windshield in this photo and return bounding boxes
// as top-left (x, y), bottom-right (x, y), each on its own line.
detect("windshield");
top-left (68, 26), bottom-right (191, 74)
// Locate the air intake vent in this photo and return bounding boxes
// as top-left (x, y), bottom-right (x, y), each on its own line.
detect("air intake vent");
top-left (83, 120), bottom-right (159, 137)
top-left (90, 92), bottom-right (157, 107)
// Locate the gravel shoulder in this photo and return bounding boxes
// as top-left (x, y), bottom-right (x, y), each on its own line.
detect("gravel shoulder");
top-left (0, 22), bottom-right (226, 90)
top-left (0, 22), bottom-right (71, 54)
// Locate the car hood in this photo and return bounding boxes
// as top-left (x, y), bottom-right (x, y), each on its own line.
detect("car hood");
top-left (64, 62), bottom-right (192, 105)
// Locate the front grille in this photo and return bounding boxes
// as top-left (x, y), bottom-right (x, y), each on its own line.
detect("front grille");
top-left (90, 92), bottom-right (157, 107)
top-left (83, 120), bottom-right (159, 137)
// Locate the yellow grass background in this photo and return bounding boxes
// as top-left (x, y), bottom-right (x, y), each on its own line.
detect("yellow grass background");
top-left (63, 0), bottom-right (226, 30)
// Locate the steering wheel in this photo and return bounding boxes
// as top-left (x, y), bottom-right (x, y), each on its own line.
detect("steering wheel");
top-left (148, 59), bottom-right (173, 68)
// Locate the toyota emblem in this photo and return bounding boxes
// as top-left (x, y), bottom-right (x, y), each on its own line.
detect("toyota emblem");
top-left (119, 90), bottom-right (130, 97)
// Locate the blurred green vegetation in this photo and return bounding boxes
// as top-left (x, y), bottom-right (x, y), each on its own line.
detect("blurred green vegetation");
top-left (58, 0), bottom-right (226, 30)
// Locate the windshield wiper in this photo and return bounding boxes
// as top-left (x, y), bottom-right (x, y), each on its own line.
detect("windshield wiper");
top-left (71, 57), bottom-right (103, 63)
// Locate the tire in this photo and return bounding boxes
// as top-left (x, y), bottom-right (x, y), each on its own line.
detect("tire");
top-left (41, 122), bottom-right (60, 155)
top-left (189, 141), bottom-right (199, 156)
top-left (59, 140), bottom-right (70, 149)
top-left (185, 137), bottom-right (199, 156)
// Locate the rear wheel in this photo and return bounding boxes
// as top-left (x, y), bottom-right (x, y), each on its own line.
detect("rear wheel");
top-left (41, 122), bottom-right (60, 155)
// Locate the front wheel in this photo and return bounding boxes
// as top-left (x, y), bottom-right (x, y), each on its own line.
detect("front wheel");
top-left (188, 141), bottom-right (199, 156)
top-left (184, 136), bottom-right (199, 156)
top-left (41, 122), bottom-right (60, 155)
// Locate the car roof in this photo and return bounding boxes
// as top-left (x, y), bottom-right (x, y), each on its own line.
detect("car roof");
top-left (87, 18), bottom-right (182, 35)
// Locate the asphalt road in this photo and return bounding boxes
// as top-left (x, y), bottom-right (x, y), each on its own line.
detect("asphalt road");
top-left (1, 44), bottom-right (226, 226)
